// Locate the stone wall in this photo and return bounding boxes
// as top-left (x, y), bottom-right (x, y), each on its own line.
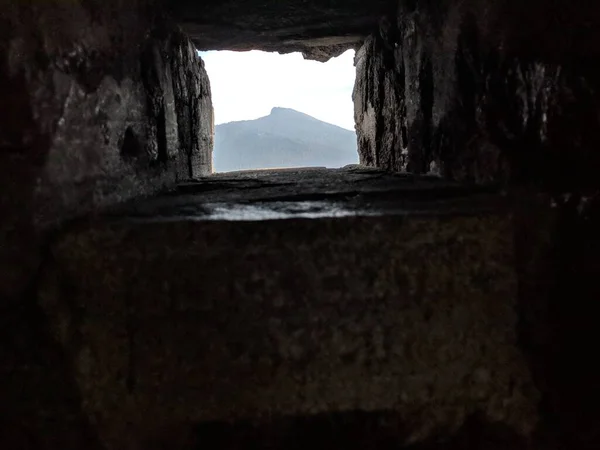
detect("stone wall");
top-left (3, 0), bottom-right (600, 448)
top-left (0, 2), bottom-right (213, 447)
top-left (353, 1), bottom-right (600, 448)
top-left (170, 0), bottom-right (393, 59)
top-left (0, 0), bottom-right (213, 302)
top-left (38, 184), bottom-right (532, 449)
top-left (354, 0), bottom-right (600, 190)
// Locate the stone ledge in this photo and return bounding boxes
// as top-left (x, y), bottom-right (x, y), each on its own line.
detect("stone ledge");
top-left (37, 169), bottom-right (536, 449)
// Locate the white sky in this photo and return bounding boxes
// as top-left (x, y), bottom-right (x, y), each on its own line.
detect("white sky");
top-left (198, 50), bottom-right (356, 131)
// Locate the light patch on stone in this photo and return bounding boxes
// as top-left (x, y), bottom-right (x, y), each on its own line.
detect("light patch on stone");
top-left (428, 160), bottom-right (441, 176)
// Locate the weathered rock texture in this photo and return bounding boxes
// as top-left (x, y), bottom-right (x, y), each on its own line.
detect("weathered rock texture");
top-left (512, 191), bottom-right (600, 450)
top-left (36, 168), bottom-right (536, 449)
top-left (354, 0), bottom-right (600, 190)
top-left (0, 1), bottom-right (213, 301)
top-left (170, 0), bottom-right (395, 61)
top-left (142, 28), bottom-right (214, 182)
top-left (353, 2), bottom-right (600, 448)
top-left (0, 4), bottom-right (212, 445)
top-left (3, 0), bottom-right (600, 449)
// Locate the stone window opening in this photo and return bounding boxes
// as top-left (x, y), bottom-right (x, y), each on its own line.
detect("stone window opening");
top-left (199, 50), bottom-right (359, 173)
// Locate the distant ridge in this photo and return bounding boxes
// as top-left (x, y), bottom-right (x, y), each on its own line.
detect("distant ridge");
top-left (213, 108), bottom-right (358, 172)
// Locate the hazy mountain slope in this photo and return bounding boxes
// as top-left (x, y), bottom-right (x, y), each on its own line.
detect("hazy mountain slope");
top-left (214, 107), bottom-right (358, 172)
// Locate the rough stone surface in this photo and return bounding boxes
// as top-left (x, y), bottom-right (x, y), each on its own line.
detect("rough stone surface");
top-left (142, 27), bottom-right (214, 181)
top-left (0, 5), bottom-right (212, 445)
top-left (170, 0), bottom-right (395, 61)
top-left (3, 0), bottom-right (600, 449)
top-left (169, 32), bottom-right (214, 178)
top-left (351, 3), bottom-right (600, 446)
top-left (147, 411), bottom-right (530, 450)
top-left (111, 166), bottom-right (507, 220)
top-left (512, 191), bottom-right (600, 450)
top-left (354, 0), bottom-right (600, 190)
top-left (167, 0), bottom-right (600, 62)
top-left (0, 1), bottom-right (213, 303)
top-left (36, 169), bottom-right (536, 449)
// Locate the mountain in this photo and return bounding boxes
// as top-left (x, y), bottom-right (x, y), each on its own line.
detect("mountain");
top-left (213, 107), bottom-right (358, 172)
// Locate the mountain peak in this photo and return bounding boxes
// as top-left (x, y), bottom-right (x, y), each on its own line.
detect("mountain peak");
top-left (214, 107), bottom-right (358, 172)
top-left (270, 107), bottom-right (307, 117)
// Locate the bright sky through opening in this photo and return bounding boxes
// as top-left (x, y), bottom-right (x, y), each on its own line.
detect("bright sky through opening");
top-left (198, 50), bottom-right (357, 130)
